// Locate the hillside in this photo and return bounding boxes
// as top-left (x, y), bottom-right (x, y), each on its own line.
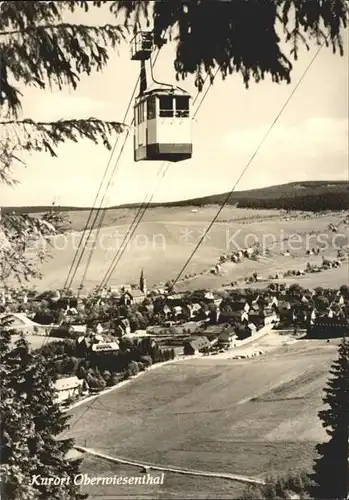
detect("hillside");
top-left (2, 181), bottom-right (348, 217)
top-left (65, 339), bottom-right (337, 487)
top-left (135, 180), bottom-right (349, 211)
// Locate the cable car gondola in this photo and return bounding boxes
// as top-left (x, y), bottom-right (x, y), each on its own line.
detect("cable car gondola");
top-left (131, 31), bottom-right (193, 163)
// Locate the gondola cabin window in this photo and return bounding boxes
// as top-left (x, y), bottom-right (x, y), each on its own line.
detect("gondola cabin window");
top-left (175, 96), bottom-right (190, 118)
top-left (147, 96), bottom-right (156, 120)
top-left (136, 101), bottom-right (145, 125)
top-left (159, 95), bottom-right (174, 118)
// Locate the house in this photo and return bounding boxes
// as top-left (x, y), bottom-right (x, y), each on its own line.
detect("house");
top-left (270, 296), bottom-right (279, 308)
top-left (203, 292), bottom-right (222, 307)
top-left (264, 311), bottom-right (279, 326)
top-left (91, 341), bottom-right (119, 353)
top-left (183, 336), bottom-right (210, 355)
top-left (95, 323), bottom-right (104, 334)
top-left (172, 305), bottom-right (183, 318)
top-left (213, 297), bottom-right (222, 307)
top-left (49, 323), bottom-right (86, 338)
top-left (204, 291), bottom-right (215, 301)
top-left (124, 329), bottom-right (148, 340)
top-left (54, 376), bottom-right (84, 404)
top-left (309, 309), bottom-right (317, 325)
top-left (218, 328), bottom-right (238, 349)
top-left (121, 289), bottom-right (146, 305)
top-left (77, 332), bottom-right (120, 353)
top-left (248, 311), bottom-right (265, 328)
top-left (167, 293), bottom-right (184, 304)
top-left (277, 301), bottom-right (293, 324)
top-left (77, 333), bottom-right (103, 350)
top-left (115, 318), bottom-right (131, 337)
top-left (247, 323), bottom-right (257, 336)
top-left (250, 303), bottom-right (261, 312)
top-left (307, 317), bottom-right (349, 339)
top-left (209, 306), bottom-right (220, 324)
top-left (120, 270), bottom-right (147, 305)
top-left (187, 303), bottom-right (202, 319)
top-left (162, 304), bottom-right (171, 318)
top-left (264, 305), bottom-right (274, 316)
top-left (237, 322), bottom-right (257, 340)
top-left (70, 324), bottom-right (87, 335)
top-left (241, 310), bottom-right (249, 323)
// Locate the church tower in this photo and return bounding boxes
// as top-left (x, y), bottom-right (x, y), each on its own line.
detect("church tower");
top-left (139, 269), bottom-right (147, 295)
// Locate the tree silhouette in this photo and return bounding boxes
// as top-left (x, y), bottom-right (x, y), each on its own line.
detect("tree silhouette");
top-left (117, 0), bottom-right (347, 89)
top-left (310, 336), bottom-right (349, 499)
top-left (0, 1), bottom-right (126, 179)
top-left (0, 331), bottom-right (87, 499)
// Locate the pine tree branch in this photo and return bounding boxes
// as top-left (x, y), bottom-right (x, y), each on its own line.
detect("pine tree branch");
top-left (0, 22), bottom-right (125, 38)
top-left (0, 118), bottom-right (126, 176)
top-left (0, 137), bottom-right (23, 186)
top-left (0, 1), bottom-right (109, 31)
top-left (1, 208), bottom-right (69, 284)
top-left (0, 22), bottom-right (125, 117)
top-left (115, 0), bottom-right (348, 89)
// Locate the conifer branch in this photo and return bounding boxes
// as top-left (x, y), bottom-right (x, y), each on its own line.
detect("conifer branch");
top-left (0, 118), bottom-right (127, 183)
top-left (115, 0), bottom-right (348, 89)
top-left (1, 118), bottom-right (127, 153)
top-left (0, 22), bottom-right (125, 117)
top-left (1, 208), bottom-right (70, 283)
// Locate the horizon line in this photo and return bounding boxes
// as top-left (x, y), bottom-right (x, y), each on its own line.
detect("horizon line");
top-left (1, 179), bottom-right (348, 210)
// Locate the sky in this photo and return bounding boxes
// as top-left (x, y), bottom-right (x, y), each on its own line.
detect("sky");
top-left (1, 6), bottom-right (348, 207)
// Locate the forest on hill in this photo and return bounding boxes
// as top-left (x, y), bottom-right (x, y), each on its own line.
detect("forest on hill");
top-left (2, 181), bottom-right (348, 215)
top-left (120, 181), bottom-right (349, 211)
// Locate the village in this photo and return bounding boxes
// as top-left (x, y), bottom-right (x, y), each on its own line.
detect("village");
top-left (2, 259), bottom-right (349, 409)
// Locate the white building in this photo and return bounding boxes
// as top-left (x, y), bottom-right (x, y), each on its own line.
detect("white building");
top-left (264, 311), bottom-right (279, 326)
top-left (70, 324), bottom-right (87, 335)
top-left (124, 330), bottom-right (149, 341)
top-left (91, 341), bottom-right (119, 353)
top-left (54, 376), bottom-right (84, 404)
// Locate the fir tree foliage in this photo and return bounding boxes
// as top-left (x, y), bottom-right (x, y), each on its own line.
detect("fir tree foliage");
top-left (0, 205), bottom-right (70, 283)
top-left (241, 470), bottom-right (313, 499)
top-left (0, 1), bottom-right (127, 183)
top-left (0, 1), bottom-right (124, 116)
top-left (0, 328), bottom-right (87, 500)
top-left (115, 0), bottom-right (348, 90)
top-left (310, 336), bottom-right (349, 499)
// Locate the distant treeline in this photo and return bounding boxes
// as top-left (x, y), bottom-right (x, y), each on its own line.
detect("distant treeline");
top-left (2, 181), bottom-right (349, 214)
top-left (1, 206), bottom-right (92, 214)
top-left (237, 191), bottom-right (349, 211)
top-left (124, 181), bottom-right (349, 210)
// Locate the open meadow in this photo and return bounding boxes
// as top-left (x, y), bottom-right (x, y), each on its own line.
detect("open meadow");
top-left (79, 454), bottom-right (245, 500)
top-left (241, 262), bottom-right (349, 291)
top-left (29, 206), bottom-right (348, 292)
top-left (64, 337), bottom-right (339, 498)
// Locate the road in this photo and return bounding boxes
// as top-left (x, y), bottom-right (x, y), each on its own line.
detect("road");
top-left (74, 446), bottom-right (266, 486)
